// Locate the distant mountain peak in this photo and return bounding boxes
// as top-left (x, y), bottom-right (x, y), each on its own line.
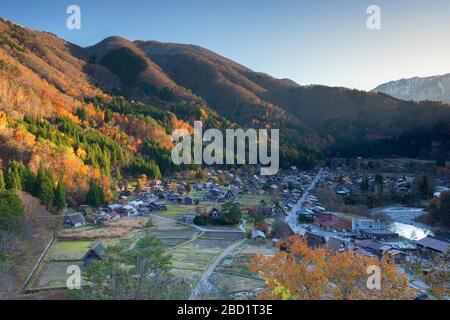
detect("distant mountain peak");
top-left (373, 73), bottom-right (450, 104)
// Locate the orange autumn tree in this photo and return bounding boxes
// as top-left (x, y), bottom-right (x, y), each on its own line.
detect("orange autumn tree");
top-left (249, 235), bottom-right (328, 300)
top-left (325, 249), bottom-right (377, 300)
top-left (249, 235), bottom-right (414, 300)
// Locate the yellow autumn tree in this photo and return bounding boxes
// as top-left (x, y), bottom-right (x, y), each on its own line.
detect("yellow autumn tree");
top-left (250, 235), bottom-right (414, 300)
top-left (249, 236), bottom-right (328, 300)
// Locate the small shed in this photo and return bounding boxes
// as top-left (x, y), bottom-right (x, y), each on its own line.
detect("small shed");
top-left (182, 214), bottom-right (196, 224)
top-left (252, 230), bottom-right (266, 244)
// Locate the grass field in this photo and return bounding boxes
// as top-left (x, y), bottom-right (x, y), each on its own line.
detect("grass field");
top-left (239, 194), bottom-right (271, 211)
top-left (162, 205), bottom-right (189, 220)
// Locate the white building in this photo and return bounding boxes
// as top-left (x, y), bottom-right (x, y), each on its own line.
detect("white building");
top-left (352, 218), bottom-right (385, 232)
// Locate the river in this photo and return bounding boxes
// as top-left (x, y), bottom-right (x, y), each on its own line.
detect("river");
top-left (370, 206), bottom-right (434, 240)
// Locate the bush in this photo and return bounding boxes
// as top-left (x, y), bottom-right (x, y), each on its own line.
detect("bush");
top-left (193, 215), bottom-right (207, 226)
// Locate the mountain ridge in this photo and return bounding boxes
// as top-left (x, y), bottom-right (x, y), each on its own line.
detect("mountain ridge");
top-left (373, 73), bottom-right (450, 104)
top-left (1, 17), bottom-right (450, 168)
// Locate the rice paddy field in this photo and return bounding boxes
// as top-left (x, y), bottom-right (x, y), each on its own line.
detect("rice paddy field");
top-left (46, 241), bottom-right (93, 261)
top-left (24, 214), bottom-right (260, 298)
top-left (168, 232), bottom-right (244, 289)
top-left (145, 215), bottom-right (198, 246)
top-left (29, 261), bottom-right (83, 290)
top-left (201, 241), bottom-right (277, 300)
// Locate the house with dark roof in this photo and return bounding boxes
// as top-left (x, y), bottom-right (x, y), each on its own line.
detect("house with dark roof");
top-left (208, 208), bottom-right (221, 218)
top-left (182, 196), bottom-right (196, 206)
top-left (326, 238), bottom-right (346, 253)
top-left (224, 190), bottom-right (238, 201)
top-left (296, 208), bottom-right (315, 223)
top-left (314, 213), bottom-right (351, 232)
top-left (304, 231), bottom-right (326, 249)
top-left (416, 236), bottom-right (449, 254)
top-left (83, 242), bottom-right (106, 267)
top-left (149, 200), bottom-right (167, 211)
top-left (360, 229), bottom-right (399, 241)
top-left (354, 239), bottom-right (391, 256)
top-left (272, 204), bottom-right (287, 217)
top-left (63, 213), bottom-right (86, 228)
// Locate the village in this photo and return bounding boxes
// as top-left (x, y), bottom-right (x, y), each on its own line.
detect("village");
top-left (23, 158), bottom-right (450, 300)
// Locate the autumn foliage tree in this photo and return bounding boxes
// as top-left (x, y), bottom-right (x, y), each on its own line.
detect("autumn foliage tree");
top-left (249, 235), bottom-right (414, 300)
top-left (406, 253), bottom-right (450, 299)
top-left (249, 236), bottom-right (328, 300)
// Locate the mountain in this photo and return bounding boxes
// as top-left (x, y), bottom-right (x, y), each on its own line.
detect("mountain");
top-left (373, 74), bottom-right (450, 104)
top-left (1, 16), bottom-right (450, 194)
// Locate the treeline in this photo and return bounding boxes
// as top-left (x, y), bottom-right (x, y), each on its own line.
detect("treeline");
top-left (329, 124), bottom-right (450, 159)
top-left (23, 115), bottom-right (128, 177)
top-left (0, 161), bottom-right (66, 210)
top-left (23, 114), bottom-right (169, 182)
top-left (86, 96), bottom-right (177, 133)
top-left (87, 95), bottom-right (228, 132)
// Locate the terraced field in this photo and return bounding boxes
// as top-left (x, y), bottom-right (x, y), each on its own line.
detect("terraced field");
top-left (145, 216), bottom-right (199, 249)
top-left (30, 261), bottom-right (83, 290)
top-left (46, 241), bottom-right (93, 261)
top-left (169, 231), bottom-right (245, 292)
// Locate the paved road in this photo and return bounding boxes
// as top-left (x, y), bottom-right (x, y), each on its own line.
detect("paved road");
top-left (189, 238), bottom-right (247, 300)
top-left (285, 168), bottom-right (324, 235)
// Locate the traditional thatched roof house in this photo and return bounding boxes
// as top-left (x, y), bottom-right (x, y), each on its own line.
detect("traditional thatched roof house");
top-left (84, 242), bottom-right (106, 267)
top-left (208, 207), bottom-right (221, 218)
top-left (63, 213), bottom-right (86, 229)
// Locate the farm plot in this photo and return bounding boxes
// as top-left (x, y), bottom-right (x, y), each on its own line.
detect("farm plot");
top-left (169, 235), bottom-right (237, 288)
top-left (162, 205), bottom-right (187, 219)
top-left (239, 195), bottom-right (272, 211)
top-left (46, 241), bottom-right (92, 261)
top-left (146, 229), bottom-right (199, 249)
top-left (144, 215), bottom-right (199, 249)
top-left (57, 217), bottom-right (150, 240)
top-left (29, 261), bottom-right (83, 290)
top-left (207, 272), bottom-right (266, 300)
top-left (201, 232), bottom-right (245, 240)
top-left (202, 241), bottom-right (276, 300)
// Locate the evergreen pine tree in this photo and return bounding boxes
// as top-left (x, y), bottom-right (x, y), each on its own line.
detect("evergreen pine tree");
top-left (39, 169), bottom-right (55, 207)
top-left (0, 169), bottom-right (5, 192)
top-left (5, 168), bottom-right (22, 191)
top-left (54, 182), bottom-right (66, 211)
top-left (360, 176), bottom-right (369, 192)
top-left (86, 182), bottom-right (105, 207)
top-left (35, 164), bottom-right (46, 197)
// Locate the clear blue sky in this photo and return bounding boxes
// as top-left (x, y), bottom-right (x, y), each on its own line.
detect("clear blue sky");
top-left (1, 0), bottom-right (450, 90)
